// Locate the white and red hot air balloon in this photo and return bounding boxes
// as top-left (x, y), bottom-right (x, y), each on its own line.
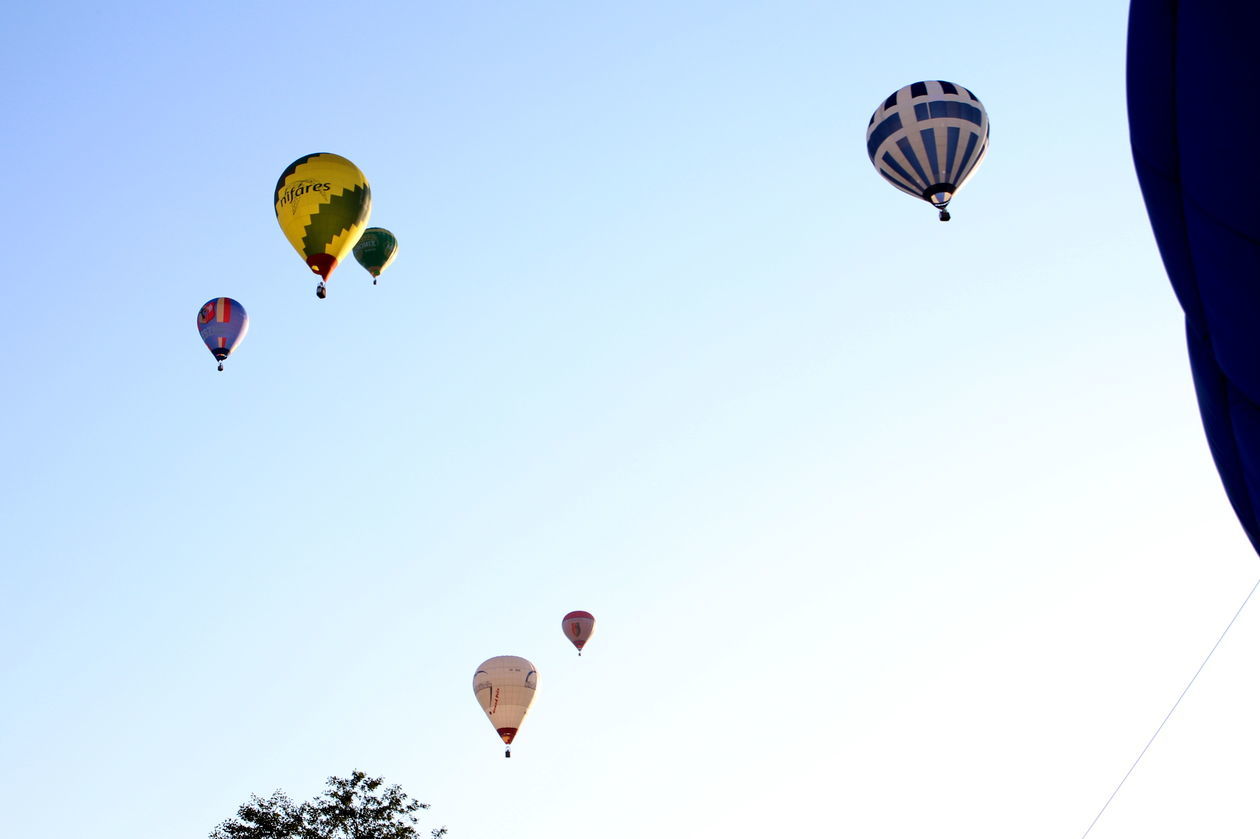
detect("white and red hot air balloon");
top-left (561, 611), bottom-right (595, 655)
top-left (473, 656), bottom-right (537, 758)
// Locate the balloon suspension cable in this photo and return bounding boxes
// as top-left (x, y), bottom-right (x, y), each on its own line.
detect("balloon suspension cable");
top-left (1078, 575), bottom-right (1260, 839)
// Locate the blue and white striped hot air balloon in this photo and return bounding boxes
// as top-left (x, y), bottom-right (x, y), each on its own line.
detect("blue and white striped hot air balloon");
top-left (866, 80), bottom-right (989, 221)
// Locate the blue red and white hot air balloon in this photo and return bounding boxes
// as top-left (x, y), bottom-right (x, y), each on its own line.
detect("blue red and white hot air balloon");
top-left (196, 297), bottom-right (249, 371)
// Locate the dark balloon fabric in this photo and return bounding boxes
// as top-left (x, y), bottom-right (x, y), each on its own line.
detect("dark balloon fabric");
top-left (1128, 0), bottom-right (1260, 552)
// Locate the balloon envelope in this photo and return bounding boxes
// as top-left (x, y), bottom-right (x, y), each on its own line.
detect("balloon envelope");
top-left (1128, 0), bottom-right (1260, 553)
top-left (867, 80), bottom-right (989, 217)
top-left (352, 227), bottom-right (399, 280)
top-left (561, 610), bottom-right (595, 654)
top-left (196, 297), bottom-right (248, 364)
top-left (274, 153), bottom-right (372, 281)
top-left (473, 656), bottom-right (537, 747)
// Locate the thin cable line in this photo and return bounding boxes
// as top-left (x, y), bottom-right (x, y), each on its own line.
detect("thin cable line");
top-left (1079, 575), bottom-right (1260, 839)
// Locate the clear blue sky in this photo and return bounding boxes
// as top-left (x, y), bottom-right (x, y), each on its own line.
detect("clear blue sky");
top-left (4, 2), bottom-right (1258, 837)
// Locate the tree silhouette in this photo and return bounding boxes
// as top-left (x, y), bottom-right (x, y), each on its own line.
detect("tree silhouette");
top-left (211, 770), bottom-right (446, 839)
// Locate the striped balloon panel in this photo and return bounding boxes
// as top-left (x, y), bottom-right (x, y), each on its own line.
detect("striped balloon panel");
top-left (473, 656), bottom-right (538, 746)
top-left (196, 297), bottom-right (249, 360)
top-left (866, 80), bottom-right (989, 201)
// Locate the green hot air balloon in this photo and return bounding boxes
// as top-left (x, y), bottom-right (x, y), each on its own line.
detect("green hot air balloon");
top-left (352, 227), bottom-right (399, 285)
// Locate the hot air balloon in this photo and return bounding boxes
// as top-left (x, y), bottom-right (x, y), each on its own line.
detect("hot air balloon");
top-left (866, 81), bottom-right (989, 221)
top-left (197, 297), bottom-right (249, 371)
top-left (352, 227), bottom-right (399, 285)
top-left (473, 656), bottom-right (537, 758)
top-left (562, 611), bottom-right (595, 655)
top-left (274, 153), bottom-right (372, 298)
top-left (1129, 0), bottom-right (1260, 554)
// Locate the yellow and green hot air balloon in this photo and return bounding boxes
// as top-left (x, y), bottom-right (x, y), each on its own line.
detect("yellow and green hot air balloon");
top-left (274, 153), bottom-right (372, 299)
top-left (352, 227), bottom-right (399, 285)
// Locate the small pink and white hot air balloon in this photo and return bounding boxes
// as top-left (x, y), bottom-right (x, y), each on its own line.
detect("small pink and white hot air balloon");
top-left (562, 611), bottom-right (595, 656)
